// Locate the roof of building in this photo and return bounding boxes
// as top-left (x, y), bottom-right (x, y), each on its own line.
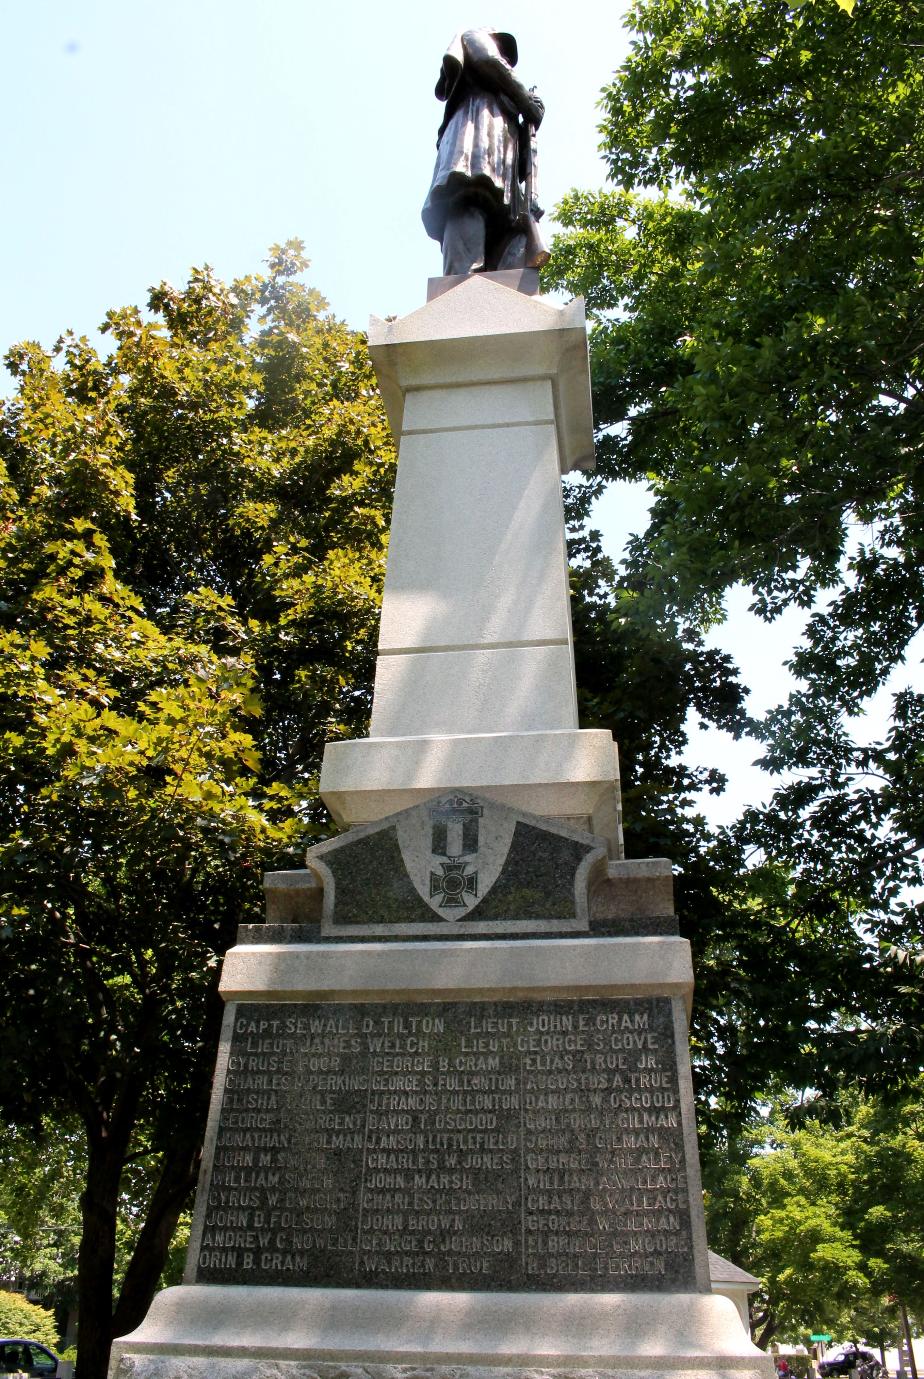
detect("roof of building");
top-left (709, 1249), bottom-right (761, 1289)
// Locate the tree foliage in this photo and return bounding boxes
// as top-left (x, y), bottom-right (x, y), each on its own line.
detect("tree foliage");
top-left (0, 242), bottom-right (395, 1379)
top-left (0, 1122), bottom-right (81, 1306)
top-left (547, 0), bottom-right (924, 1080)
top-left (0, 1118), bottom-right (189, 1316)
top-left (704, 1086), bottom-right (924, 1347)
top-left (0, 1292), bottom-right (59, 1351)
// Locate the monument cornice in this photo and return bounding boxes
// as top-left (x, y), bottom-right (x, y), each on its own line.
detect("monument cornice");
top-left (218, 934), bottom-right (695, 1019)
top-left (368, 275), bottom-right (595, 473)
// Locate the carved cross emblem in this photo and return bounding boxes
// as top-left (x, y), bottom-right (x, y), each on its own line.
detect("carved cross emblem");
top-left (427, 796), bottom-right (481, 913)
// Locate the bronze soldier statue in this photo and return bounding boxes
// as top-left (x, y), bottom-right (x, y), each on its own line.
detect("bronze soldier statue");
top-left (422, 28), bottom-right (549, 277)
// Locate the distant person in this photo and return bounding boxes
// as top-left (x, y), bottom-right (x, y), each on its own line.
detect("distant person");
top-left (422, 28), bottom-right (547, 276)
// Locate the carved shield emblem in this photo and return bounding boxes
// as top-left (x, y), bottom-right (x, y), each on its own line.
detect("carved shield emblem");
top-left (396, 793), bottom-right (516, 918)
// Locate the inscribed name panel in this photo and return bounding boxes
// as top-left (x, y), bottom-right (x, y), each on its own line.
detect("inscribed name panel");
top-left (192, 996), bottom-right (699, 1293)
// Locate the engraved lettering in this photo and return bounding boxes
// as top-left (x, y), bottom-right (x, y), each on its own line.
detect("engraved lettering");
top-left (196, 998), bottom-right (696, 1291)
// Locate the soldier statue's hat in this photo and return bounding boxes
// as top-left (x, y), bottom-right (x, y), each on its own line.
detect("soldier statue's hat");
top-left (490, 31), bottom-right (518, 65)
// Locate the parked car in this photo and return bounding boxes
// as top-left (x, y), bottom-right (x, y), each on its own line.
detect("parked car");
top-left (818, 1348), bottom-right (883, 1379)
top-left (0, 1340), bottom-right (60, 1377)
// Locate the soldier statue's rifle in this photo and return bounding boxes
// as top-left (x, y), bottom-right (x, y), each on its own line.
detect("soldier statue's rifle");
top-left (520, 90), bottom-right (550, 270)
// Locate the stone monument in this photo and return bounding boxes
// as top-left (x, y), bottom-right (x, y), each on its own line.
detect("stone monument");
top-left (110, 32), bottom-right (772, 1379)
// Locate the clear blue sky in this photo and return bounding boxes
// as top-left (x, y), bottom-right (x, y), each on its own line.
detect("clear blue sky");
top-left (0, 0), bottom-right (628, 345)
top-left (0, 0), bottom-right (852, 826)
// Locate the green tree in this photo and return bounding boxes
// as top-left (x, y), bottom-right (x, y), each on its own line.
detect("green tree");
top-left (547, 0), bottom-right (924, 1080)
top-left (0, 1122), bottom-right (81, 1309)
top-left (0, 242), bottom-right (395, 1379)
top-left (0, 1291), bottom-right (59, 1351)
top-left (704, 1087), bottom-right (924, 1347)
top-left (0, 1119), bottom-right (189, 1319)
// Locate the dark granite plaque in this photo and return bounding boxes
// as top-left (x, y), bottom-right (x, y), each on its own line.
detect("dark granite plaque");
top-left (193, 997), bottom-right (698, 1292)
top-left (305, 794), bottom-right (608, 939)
top-left (322, 822), bottom-right (597, 927)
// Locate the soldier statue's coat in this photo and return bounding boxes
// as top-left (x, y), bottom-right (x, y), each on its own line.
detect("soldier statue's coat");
top-left (422, 28), bottom-right (545, 276)
top-left (422, 29), bottom-right (526, 245)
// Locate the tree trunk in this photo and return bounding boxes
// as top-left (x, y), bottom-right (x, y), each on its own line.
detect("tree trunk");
top-left (900, 1298), bottom-right (918, 1379)
top-left (112, 988), bottom-right (226, 1338)
top-left (76, 1132), bottom-right (128, 1379)
top-left (754, 1312), bottom-right (778, 1351)
top-left (110, 1133), bottom-right (201, 1337)
top-left (877, 1334), bottom-right (886, 1368)
top-left (111, 1102), bottom-right (209, 1335)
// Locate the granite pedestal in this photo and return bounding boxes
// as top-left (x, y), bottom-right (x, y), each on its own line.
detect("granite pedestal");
top-left (112, 936), bottom-right (768, 1379)
top-left (112, 797), bottom-right (771, 1379)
